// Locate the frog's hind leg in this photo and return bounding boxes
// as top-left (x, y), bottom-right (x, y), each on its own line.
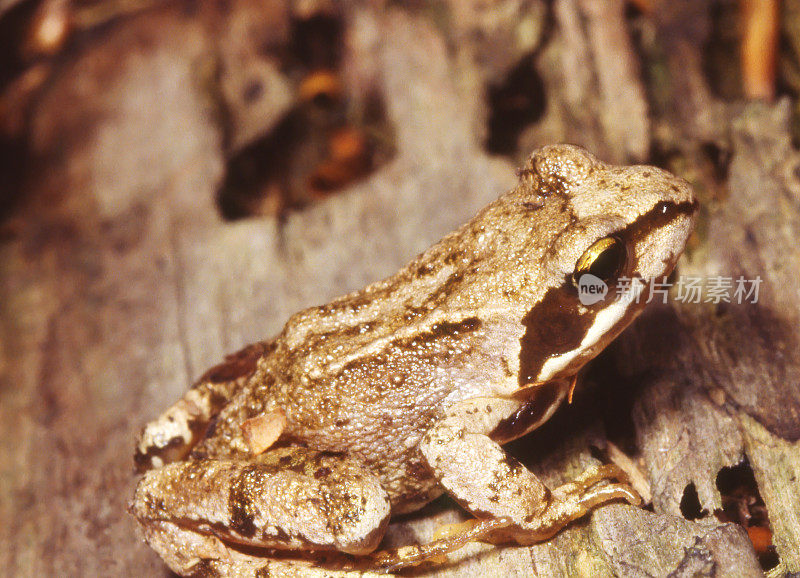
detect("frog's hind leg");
top-left (130, 448), bottom-right (391, 576)
top-left (134, 340), bottom-right (273, 471)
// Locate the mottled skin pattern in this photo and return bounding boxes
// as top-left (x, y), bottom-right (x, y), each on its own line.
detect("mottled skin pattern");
top-left (131, 145), bottom-right (698, 575)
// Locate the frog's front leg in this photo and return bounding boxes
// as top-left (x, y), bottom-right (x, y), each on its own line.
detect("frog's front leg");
top-left (130, 447), bottom-right (391, 576)
top-left (374, 398), bottom-right (640, 571)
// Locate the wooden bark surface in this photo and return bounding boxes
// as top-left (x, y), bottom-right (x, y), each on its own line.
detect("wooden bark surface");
top-left (1, 1), bottom-right (797, 576)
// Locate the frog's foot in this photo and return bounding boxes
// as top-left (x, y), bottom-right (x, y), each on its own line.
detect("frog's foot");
top-left (368, 465), bottom-right (638, 573)
top-left (369, 517), bottom-right (512, 573)
top-left (130, 448), bottom-right (391, 576)
top-left (507, 463), bottom-right (641, 545)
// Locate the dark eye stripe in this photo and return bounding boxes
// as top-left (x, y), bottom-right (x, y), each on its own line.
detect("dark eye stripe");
top-left (616, 200), bottom-right (699, 246)
top-left (518, 287), bottom-right (596, 386)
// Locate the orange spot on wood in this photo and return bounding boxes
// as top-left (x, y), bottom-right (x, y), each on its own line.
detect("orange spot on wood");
top-left (299, 70), bottom-right (342, 104)
top-left (747, 525), bottom-right (773, 554)
top-left (26, 0), bottom-right (72, 58)
top-left (741, 0), bottom-right (779, 100)
top-left (308, 127), bottom-right (370, 193)
top-left (627, 0), bottom-right (652, 14)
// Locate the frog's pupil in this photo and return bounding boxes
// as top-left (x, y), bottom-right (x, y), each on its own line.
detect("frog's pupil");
top-left (585, 239), bottom-right (625, 282)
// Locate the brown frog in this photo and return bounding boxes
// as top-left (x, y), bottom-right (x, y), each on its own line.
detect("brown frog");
top-left (131, 145), bottom-right (698, 575)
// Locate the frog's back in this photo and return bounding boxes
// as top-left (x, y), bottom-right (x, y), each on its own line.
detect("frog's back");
top-left (268, 278), bottom-right (520, 438)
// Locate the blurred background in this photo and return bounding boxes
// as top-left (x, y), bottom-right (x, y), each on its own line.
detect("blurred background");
top-left (1, 0), bottom-right (799, 576)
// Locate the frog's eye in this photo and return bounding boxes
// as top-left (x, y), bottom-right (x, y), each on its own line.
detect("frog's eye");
top-left (572, 236), bottom-right (627, 286)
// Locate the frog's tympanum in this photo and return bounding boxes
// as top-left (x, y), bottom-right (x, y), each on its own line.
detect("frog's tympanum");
top-left (131, 145), bottom-right (698, 575)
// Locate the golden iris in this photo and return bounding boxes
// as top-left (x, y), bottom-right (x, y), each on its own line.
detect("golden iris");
top-left (573, 236), bottom-right (627, 286)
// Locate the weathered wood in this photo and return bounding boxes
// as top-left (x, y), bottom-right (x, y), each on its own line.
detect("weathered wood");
top-left (1, 1), bottom-right (797, 576)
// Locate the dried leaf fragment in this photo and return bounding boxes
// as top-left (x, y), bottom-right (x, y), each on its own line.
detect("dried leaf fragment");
top-left (241, 409), bottom-right (287, 455)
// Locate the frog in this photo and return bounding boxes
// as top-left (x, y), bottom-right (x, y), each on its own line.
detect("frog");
top-left (130, 144), bottom-right (698, 576)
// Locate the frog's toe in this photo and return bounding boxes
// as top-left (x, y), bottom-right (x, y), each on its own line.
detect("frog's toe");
top-left (565, 463), bottom-right (631, 492)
